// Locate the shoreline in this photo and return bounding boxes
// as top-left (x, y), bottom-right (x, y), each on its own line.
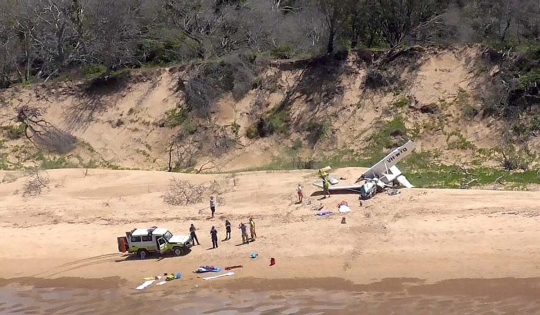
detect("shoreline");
top-left (3, 274), bottom-right (540, 302)
top-left (4, 275), bottom-right (540, 315)
top-left (3, 248), bottom-right (540, 290)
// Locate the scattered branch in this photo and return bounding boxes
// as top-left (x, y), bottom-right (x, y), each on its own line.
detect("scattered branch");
top-left (460, 179), bottom-right (477, 189)
top-left (22, 168), bottom-right (50, 197)
top-left (162, 178), bottom-right (205, 206)
top-left (196, 161), bottom-right (213, 174)
top-left (162, 177), bottom-right (228, 206)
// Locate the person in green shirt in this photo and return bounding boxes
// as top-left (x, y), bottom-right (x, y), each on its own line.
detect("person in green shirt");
top-left (323, 179), bottom-right (330, 198)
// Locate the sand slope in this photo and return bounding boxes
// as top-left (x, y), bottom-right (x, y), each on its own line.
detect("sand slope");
top-left (0, 45), bottom-right (524, 172)
top-left (2, 168), bottom-right (540, 288)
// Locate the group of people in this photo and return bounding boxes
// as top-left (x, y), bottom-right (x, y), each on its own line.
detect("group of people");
top-left (297, 179), bottom-right (328, 203)
top-left (189, 196), bottom-right (257, 249)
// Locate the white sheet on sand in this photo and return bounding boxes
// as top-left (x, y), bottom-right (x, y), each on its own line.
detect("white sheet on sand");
top-left (156, 281), bottom-right (167, 286)
top-left (203, 272), bottom-right (235, 280)
top-left (339, 205), bottom-right (351, 213)
top-left (136, 280), bottom-right (155, 290)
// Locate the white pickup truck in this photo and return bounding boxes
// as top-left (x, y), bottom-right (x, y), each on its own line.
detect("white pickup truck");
top-left (117, 227), bottom-right (193, 259)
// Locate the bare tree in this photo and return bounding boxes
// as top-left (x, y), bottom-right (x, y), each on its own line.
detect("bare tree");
top-left (346, 0), bottom-right (385, 48)
top-left (167, 135), bottom-right (201, 172)
top-left (28, 0), bottom-right (83, 79)
top-left (23, 168), bottom-right (50, 197)
top-left (16, 105), bottom-right (77, 154)
top-left (159, 0), bottom-right (219, 59)
top-left (316, 0), bottom-right (352, 54)
top-left (11, 0), bottom-right (40, 82)
top-left (84, 0), bottom-right (142, 70)
top-left (375, 0), bottom-right (442, 47)
top-left (517, 0), bottom-right (540, 40)
top-left (0, 2), bottom-right (20, 88)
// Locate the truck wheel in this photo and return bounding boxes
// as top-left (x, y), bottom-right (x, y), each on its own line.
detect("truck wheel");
top-left (173, 247), bottom-right (184, 256)
top-left (138, 249), bottom-right (148, 259)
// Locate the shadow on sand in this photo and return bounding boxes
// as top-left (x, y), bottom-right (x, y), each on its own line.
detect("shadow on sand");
top-left (114, 249), bottom-right (192, 263)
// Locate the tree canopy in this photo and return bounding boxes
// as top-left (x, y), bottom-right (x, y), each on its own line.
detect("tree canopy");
top-left (0, 0), bottom-right (538, 87)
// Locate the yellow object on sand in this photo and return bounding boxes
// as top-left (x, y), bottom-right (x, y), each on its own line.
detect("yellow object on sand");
top-left (319, 166), bottom-right (332, 173)
top-left (318, 166), bottom-right (331, 179)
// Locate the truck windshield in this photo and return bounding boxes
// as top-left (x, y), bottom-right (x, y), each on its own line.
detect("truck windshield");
top-left (163, 231), bottom-right (173, 241)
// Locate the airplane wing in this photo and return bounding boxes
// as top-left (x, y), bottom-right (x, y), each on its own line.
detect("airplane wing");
top-left (358, 140), bottom-right (416, 181)
top-left (313, 183), bottom-right (363, 191)
top-left (396, 175), bottom-right (414, 188)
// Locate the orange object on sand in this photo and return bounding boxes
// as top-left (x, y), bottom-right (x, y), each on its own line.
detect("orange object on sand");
top-left (225, 265), bottom-right (243, 271)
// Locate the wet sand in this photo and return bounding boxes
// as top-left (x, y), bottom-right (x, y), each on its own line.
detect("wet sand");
top-left (2, 276), bottom-right (540, 314)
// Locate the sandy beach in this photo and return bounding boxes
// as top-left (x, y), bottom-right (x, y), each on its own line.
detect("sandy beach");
top-left (2, 167), bottom-right (540, 284)
top-left (2, 167), bottom-right (540, 313)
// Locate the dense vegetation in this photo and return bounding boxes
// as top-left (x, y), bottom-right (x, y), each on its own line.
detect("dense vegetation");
top-left (1, 0), bottom-right (540, 183)
top-left (0, 0), bottom-right (539, 89)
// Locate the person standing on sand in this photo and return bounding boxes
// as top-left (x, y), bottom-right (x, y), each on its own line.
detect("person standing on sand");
top-left (297, 183), bottom-right (303, 203)
top-left (225, 220), bottom-right (231, 240)
top-left (210, 226), bottom-right (218, 249)
top-left (249, 218), bottom-right (257, 240)
top-left (190, 224), bottom-right (200, 246)
top-left (210, 196), bottom-right (216, 218)
top-left (323, 179), bottom-right (331, 198)
top-left (239, 223), bottom-right (249, 244)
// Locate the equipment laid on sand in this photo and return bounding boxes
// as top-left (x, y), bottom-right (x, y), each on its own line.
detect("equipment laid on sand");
top-left (313, 141), bottom-right (416, 200)
top-left (136, 280), bottom-right (155, 290)
top-left (203, 272), bottom-right (235, 280)
top-left (195, 266), bottom-right (222, 273)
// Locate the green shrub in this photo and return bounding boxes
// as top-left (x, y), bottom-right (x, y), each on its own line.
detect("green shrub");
top-left (6, 124), bottom-right (26, 139)
top-left (164, 107), bottom-right (187, 128)
top-left (306, 120), bottom-right (330, 145)
top-left (392, 97), bottom-right (410, 108)
top-left (230, 121), bottom-right (240, 136)
top-left (245, 125), bottom-right (259, 139)
top-left (82, 64), bottom-right (108, 80)
top-left (266, 111), bottom-right (289, 135)
top-left (183, 119), bottom-right (198, 135)
top-left (271, 46), bottom-right (293, 59)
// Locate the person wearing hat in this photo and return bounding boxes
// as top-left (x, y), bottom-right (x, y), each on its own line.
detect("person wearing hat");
top-left (190, 224), bottom-right (200, 246)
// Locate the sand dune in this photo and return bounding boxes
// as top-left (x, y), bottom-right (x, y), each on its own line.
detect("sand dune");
top-left (2, 167), bottom-right (540, 289)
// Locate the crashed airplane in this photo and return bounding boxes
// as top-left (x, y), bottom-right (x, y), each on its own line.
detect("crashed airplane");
top-left (313, 141), bottom-right (416, 200)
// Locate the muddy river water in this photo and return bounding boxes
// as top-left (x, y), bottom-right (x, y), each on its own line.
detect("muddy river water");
top-left (1, 276), bottom-right (540, 314)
